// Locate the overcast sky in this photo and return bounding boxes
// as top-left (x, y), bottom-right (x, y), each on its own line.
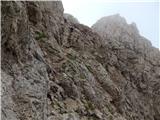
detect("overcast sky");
top-left (62, 0), bottom-right (159, 49)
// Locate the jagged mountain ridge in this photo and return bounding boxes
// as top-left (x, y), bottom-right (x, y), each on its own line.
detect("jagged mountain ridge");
top-left (1, 1), bottom-right (160, 120)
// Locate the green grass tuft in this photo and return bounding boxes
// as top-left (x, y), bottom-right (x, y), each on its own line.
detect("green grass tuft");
top-left (35, 31), bottom-right (47, 40)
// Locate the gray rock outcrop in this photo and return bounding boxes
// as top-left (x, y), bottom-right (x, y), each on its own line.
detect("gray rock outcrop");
top-left (64, 13), bottom-right (79, 24)
top-left (1, 1), bottom-right (160, 120)
top-left (92, 14), bottom-right (160, 120)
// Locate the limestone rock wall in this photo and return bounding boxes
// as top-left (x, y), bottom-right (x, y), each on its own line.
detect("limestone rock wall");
top-left (92, 14), bottom-right (160, 120)
top-left (1, 1), bottom-right (160, 120)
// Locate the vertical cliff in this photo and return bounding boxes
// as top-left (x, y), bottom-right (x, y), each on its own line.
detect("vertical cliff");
top-left (1, 1), bottom-right (160, 120)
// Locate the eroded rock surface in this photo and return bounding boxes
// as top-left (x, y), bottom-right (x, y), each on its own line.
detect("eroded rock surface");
top-left (1, 1), bottom-right (160, 120)
top-left (92, 14), bottom-right (160, 120)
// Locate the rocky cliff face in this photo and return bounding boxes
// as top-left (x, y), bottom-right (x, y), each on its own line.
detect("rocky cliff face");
top-left (1, 1), bottom-right (160, 120)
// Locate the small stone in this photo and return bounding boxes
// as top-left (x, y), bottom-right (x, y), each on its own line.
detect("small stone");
top-left (94, 109), bottom-right (103, 119)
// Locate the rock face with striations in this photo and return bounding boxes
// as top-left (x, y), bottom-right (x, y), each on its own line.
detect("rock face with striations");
top-left (1, 1), bottom-right (160, 120)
